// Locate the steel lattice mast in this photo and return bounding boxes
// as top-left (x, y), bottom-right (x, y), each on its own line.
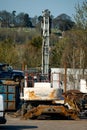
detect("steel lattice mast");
top-left (41, 9), bottom-right (51, 78)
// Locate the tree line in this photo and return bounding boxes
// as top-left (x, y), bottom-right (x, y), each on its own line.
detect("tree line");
top-left (0, 10), bottom-right (33, 27)
top-left (0, 10), bottom-right (74, 31)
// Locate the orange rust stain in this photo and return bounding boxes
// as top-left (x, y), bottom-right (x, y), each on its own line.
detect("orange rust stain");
top-left (29, 91), bottom-right (40, 100)
top-left (48, 90), bottom-right (56, 99)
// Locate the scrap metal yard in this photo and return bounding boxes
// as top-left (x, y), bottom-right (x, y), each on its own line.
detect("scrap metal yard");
top-left (0, 7), bottom-right (87, 130)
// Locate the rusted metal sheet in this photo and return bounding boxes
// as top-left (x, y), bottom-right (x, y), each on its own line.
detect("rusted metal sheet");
top-left (23, 82), bottom-right (62, 101)
top-left (0, 84), bottom-right (20, 111)
top-left (21, 105), bottom-right (79, 120)
top-left (62, 90), bottom-right (86, 111)
top-left (1, 80), bottom-right (19, 85)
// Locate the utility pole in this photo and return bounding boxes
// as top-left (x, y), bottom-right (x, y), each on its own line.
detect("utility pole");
top-left (41, 9), bottom-right (51, 78)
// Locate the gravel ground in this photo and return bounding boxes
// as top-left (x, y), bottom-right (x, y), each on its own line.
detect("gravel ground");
top-left (0, 113), bottom-right (87, 130)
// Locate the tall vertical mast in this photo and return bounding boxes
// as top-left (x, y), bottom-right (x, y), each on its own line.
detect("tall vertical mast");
top-left (41, 9), bottom-right (50, 77)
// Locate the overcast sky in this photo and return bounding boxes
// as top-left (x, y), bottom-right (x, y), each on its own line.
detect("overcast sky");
top-left (0, 0), bottom-right (84, 18)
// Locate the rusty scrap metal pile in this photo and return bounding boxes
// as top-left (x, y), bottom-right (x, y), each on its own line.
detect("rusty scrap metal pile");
top-left (11, 89), bottom-right (87, 120)
top-left (63, 90), bottom-right (87, 117)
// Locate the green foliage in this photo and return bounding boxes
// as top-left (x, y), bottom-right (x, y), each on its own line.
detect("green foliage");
top-left (31, 36), bottom-right (42, 48)
top-left (0, 28), bottom-right (42, 69)
top-left (0, 39), bottom-right (19, 66)
top-left (23, 40), bottom-right (42, 68)
top-left (53, 14), bottom-right (74, 31)
top-left (50, 28), bottom-right (87, 69)
top-left (50, 38), bottom-right (66, 67)
top-left (61, 29), bottom-right (87, 69)
top-left (0, 27), bottom-right (86, 70)
top-left (74, 0), bottom-right (87, 29)
top-left (23, 13), bottom-right (32, 27)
